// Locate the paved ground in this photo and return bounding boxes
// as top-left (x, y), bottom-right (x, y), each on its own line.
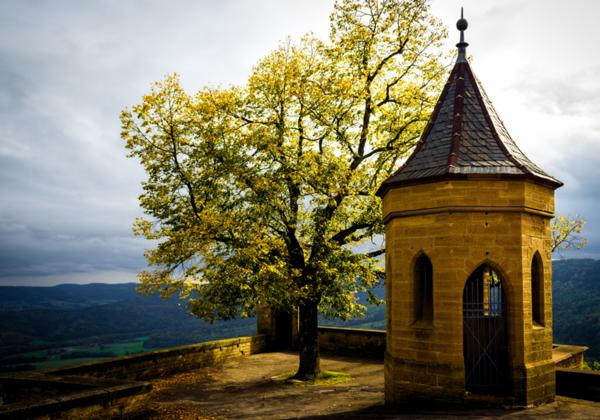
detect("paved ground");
top-left (148, 352), bottom-right (600, 419)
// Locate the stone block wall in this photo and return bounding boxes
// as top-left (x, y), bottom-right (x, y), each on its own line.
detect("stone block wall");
top-left (382, 178), bottom-right (556, 406)
top-left (555, 368), bottom-right (600, 402)
top-left (257, 306), bottom-right (299, 350)
top-left (318, 327), bottom-right (385, 358)
top-left (0, 376), bottom-right (151, 420)
top-left (553, 344), bottom-right (588, 369)
top-left (0, 335), bottom-right (266, 419)
top-left (48, 335), bottom-right (267, 380)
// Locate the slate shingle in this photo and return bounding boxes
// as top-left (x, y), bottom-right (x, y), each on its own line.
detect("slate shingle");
top-left (378, 59), bottom-right (562, 195)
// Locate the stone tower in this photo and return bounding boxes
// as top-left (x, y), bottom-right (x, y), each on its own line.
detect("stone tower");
top-left (377, 11), bottom-right (562, 406)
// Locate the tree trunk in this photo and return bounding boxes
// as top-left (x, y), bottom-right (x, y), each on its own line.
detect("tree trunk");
top-left (294, 299), bottom-right (321, 379)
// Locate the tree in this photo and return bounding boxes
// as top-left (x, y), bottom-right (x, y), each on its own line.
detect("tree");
top-left (551, 214), bottom-right (588, 254)
top-left (121, 0), bottom-right (447, 379)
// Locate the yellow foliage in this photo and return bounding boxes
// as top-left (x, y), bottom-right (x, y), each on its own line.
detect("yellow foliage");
top-left (551, 214), bottom-right (588, 254)
top-left (121, 0), bottom-right (447, 323)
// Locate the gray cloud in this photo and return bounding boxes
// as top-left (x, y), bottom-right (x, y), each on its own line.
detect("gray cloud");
top-left (518, 68), bottom-right (600, 116)
top-left (552, 134), bottom-right (600, 259)
top-left (1, 0), bottom-right (599, 285)
top-left (0, 0), bottom-right (332, 285)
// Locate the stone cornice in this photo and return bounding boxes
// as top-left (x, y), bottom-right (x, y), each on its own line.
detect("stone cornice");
top-left (383, 205), bottom-right (555, 224)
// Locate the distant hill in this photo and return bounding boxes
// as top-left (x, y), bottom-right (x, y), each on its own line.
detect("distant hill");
top-left (0, 283), bottom-right (139, 311)
top-left (320, 283), bottom-right (386, 330)
top-left (0, 258), bottom-right (598, 372)
top-left (552, 259), bottom-right (600, 360)
top-left (0, 284), bottom-right (255, 366)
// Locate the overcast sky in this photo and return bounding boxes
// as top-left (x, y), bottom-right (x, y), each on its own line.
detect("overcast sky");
top-left (1, 0), bottom-right (599, 286)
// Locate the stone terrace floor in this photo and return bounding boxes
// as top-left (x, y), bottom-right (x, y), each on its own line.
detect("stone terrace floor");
top-left (148, 352), bottom-right (600, 419)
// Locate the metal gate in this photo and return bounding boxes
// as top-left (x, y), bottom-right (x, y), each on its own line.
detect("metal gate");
top-left (463, 265), bottom-right (510, 394)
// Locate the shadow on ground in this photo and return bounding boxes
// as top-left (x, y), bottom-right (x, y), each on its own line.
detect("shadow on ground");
top-left (148, 352), bottom-right (600, 419)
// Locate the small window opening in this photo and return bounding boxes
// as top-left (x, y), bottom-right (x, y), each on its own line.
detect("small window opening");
top-left (531, 252), bottom-right (544, 326)
top-left (414, 254), bottom-right (433, 322)
top-left (482, 267), bottom-right (502, 316)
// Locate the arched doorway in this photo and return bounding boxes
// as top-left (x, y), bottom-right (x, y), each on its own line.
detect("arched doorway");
top-left (463, 264), bottom-right (510, 394)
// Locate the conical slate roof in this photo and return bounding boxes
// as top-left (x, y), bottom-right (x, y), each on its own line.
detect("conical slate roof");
top-left (377, 12), bottom-right (562, 196)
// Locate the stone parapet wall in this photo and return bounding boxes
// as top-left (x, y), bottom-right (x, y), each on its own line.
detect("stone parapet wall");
top-left (556, 368), bottom-right (600, 402)
top-left (318, 327), bottom-right (385, 358)
top-left (0, 376), bottom-right (151, 420)
top-left (47, 335), bottom-right (267, 380)
top-left (552, 344), bottom-right (588, 369)
top-left (0, 335), bottom-right (266, 419)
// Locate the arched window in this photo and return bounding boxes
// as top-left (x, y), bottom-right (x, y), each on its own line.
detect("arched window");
top-left (414, 254), bottom-right (433, 322)
top-left (531, 252), bottom-right (544, 326)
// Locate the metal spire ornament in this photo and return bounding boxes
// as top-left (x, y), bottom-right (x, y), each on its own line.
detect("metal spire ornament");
top-left (456, 7), bottom-right (469, 63)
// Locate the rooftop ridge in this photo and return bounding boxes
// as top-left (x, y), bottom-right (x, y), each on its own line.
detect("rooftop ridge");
top-left (448, 62), bottom-right (467, 172)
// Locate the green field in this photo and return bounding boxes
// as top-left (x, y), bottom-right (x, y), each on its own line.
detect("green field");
top-left (1, 336), bottom-right (152, 375)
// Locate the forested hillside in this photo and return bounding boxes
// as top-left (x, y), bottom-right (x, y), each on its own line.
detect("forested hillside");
top-left (552, 259), bottom-right (600, 360)
top-left (0, 283), bottom-right (138, 311)
top-left (0, 285), bottom-right (255, 372)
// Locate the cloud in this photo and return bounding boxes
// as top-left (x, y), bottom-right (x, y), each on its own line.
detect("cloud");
top-left (553, 135), bottom-right (600, 259)
top-left (517, 68), bottom-right (600, 116)
top-left (0, 215), bottom-right (147, 277)
top-left (0, 0), bottom-right (332, 285)
top-left (1, 0), bottom-right (599, 285)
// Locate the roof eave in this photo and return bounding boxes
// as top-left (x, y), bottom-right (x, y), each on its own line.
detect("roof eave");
top-left (376, 172), bottom-right (563, 198)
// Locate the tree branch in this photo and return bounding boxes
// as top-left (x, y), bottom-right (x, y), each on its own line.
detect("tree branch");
top-left (364, 248), bottom-right (385, 258)
top-left (330, 222), bottom-right (374, 245)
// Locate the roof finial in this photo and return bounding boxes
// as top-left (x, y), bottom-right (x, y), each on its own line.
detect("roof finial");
top-left (456, 7), bottom-right (469, 63)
